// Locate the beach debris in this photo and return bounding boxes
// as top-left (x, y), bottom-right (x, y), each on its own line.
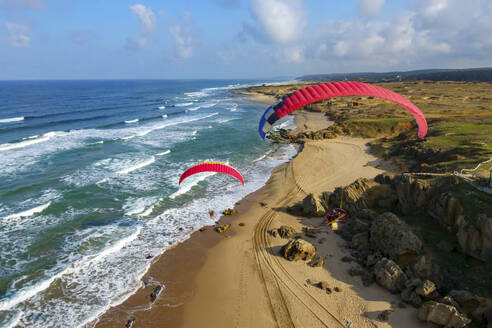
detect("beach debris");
top-left (150, 285), bottom-right (162, 303)
top-left (345, 319), bottom-right (353, 328)
top-left (281, 238), bottom-right (316, 261)
top-left (125, 318), bottom-right (135, 328)
top-left (145, 254), bottom-right (153, 259)
top-left (222, 208), bottom-right (238, 216)
top-left (378, 309), bottom-right (394, 322)
top-left (418, 301), bottom-right (471, 327)
top-left (334, 286), bottom-right (342, 292)
top-left (308, 255), bottom-right (324, 267)
top-left (238, 222), bottom-right (245, 226)
top-left (278, 225), bottom-right (298, 238)
top-left (215, 224), bottom-right (231, 233)
top-left (317, 281), bottom-right (330, 290)
top-left (302, 193), bottom-right (325, 217)
top-left (179, 162), bottom-right (244, 186)
top-left (199, 227), bottom-right (207, 232)
top-left (326, 287), bottom-right (333, 294)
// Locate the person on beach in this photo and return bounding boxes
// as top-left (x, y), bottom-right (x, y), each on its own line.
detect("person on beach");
top-left (208, 209), bottom-right (215, 219)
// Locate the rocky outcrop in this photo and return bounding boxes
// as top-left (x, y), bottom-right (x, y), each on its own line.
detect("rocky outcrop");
top-left (427, 193), bottom-right (465, 232)
top-left (418, 301), bottom-right (471, 327)
top-left (328, 178), bottom-right (380, 214)
top-left (373, 257), bottom-right (408, 293)
top-left (457, 214), bottom-right (492, 261)
top-left (222, 208), bottom-right (238, 216)
top-left (395, 175), bottom-right (434, 215)
top-left (281, 239), bottom-right (316, 261)
top-left (370, 212), bottom-right (422, 263)
top-left (302, 193), bottom-right (325, 217)
top-left (449, 290), bottom-right (492, 326)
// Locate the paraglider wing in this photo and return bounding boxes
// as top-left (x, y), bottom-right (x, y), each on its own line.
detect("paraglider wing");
top-left (179, 162), bottom-right (244, 185)
top-left (258, 81), bottom-right (428, 140)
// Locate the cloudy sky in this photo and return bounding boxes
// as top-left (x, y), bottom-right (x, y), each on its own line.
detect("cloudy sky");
top-left (1, 0), bottom-right (491, 79)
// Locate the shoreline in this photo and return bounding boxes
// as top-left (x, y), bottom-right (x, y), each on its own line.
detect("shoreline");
top-left (93, 89), bottom-right (428, 328)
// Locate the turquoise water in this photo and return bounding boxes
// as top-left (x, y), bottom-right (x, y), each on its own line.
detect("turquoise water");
top-left (0, 80), bottom-right (296, 327)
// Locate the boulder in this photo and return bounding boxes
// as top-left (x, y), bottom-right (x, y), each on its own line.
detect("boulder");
top-left (308, 255), bottom-right (324, 267)
top-left (370, 212), bottom-right (422, 263)
top-left (401, 278), bottom-right (423, 307)
top-left (416, 280), bottom-right (437, 298)
top-left (373, 257), bottom-right (408, 293)
top-left (215, 224), bottom-right (231, 233)
top-left (378, 309), bottom-right (394, 322)
top-left (281, 239), bottom-right (316, 261)
top-left (222, 208), bottom-right (238, 216)
top-left (302, 193), bottom-right (325, 217)
top-left (418, 301), bottom-right (471, 328)
top-left (278, 225), bottom-right (298, 239)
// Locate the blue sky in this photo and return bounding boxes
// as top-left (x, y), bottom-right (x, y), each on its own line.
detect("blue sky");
top-left (0, 0), bottom-right (491, 79)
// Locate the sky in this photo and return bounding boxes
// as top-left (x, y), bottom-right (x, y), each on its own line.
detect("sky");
top-left (0, 0), bottom-right (491, 79)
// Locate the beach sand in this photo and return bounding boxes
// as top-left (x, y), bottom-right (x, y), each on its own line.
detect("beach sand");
top-left (93, 93), bottom-right (431, 328)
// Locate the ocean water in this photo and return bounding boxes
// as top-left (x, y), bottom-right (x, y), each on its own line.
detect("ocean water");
top-left (0, 80), bottom-right (296, 327)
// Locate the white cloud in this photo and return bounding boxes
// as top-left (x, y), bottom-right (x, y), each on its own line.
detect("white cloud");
top-left (4, 21), bottom-right (31, 47)
top-left (126, 4), bottom-right (157, 50)
top-left (249, 0), bottom-right (305, 44)
top-left (130, 4), bottom-right (157, 33)
top-left (358, 0), bottom-right (386, 15)
top-left (169, 25), bottom-right (194, 59)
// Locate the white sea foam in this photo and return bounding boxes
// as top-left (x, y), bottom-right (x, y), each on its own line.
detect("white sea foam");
top-left (0, 132), bottom-right (59, 152)
top-left (2, 202), bottom-right (51, 221)
top-left (184, 91), bottom-right (206, 98)
top-left (0, 116), bottom-right (24, 123)
top-left (121, 135), bottom-right (135, 140)
top-left (201, 102), bottom-right (217, 108)
top-left (156, 150), bottom-right (171, 156)
top-left (23, 135), bottom-right (39, 140)
top-left (136, 112), bottom-right (218, 137)
top-left (162, 114), bottom-right (167, 118)
top-left (187, 106), bottom-right (200, 111)
top-left (175, 102), bottom-right (193, 107)
top-left (124, 119), bottom-right (139, 124)
top-left (3, 310), bottom-right (23, 328)
top-left (0, 226), bottom-right (142, 312)
top-left (158, 106), bottom-right (165, 110)
top-left (252, 150), bottom-right (273, 163)
top-left (117, 157), bottom-right (155, 175)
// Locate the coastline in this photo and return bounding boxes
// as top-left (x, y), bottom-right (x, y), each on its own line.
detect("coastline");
top-left (92, 89), bottom-right (428, 328)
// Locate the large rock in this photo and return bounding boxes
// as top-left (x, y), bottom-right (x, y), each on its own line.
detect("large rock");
top-left (449, 290), bottom-right (492, 325)
top-left (278, 225), bottom-right (298, 239)
top-left (370, 212), bottom-right (422, 263)
top-left (302, 193), bottom-right (325, 217)
top-left (281, 239), bottom-right (316, 261)
top-left (457, 214), bottom-right (492, 261)
top-left (416, 280), bottom-right (437, 298)
top-left (373, 257), bottom-right (408, 293)
top-left (418, 301), bottom-right (471, 328)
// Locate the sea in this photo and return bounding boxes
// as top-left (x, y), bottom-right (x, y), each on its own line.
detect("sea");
top-left (0, 79), bottom-right (296, 327)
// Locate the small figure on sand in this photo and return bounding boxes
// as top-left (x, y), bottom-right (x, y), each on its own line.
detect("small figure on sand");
top-left (208, 209), bottom-right (215, 219)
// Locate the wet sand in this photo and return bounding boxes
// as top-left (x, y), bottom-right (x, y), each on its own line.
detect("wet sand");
top-left (92, 90), bottom-right (431, 328)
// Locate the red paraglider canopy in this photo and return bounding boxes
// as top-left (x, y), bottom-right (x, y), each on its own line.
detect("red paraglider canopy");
top-left (259, 81), bottom-right (428, 139)
top-left (179, 162), bottom-right (244, 185)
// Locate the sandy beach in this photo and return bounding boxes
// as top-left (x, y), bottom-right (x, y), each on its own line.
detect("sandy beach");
top-left (93, 93), bottom-right (431, 328)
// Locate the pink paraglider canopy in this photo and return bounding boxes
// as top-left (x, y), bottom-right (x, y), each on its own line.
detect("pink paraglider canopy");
top-left (179, 162), bottom-right (244, 185)
top-left (258, 81), bottom-right (428, 139)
